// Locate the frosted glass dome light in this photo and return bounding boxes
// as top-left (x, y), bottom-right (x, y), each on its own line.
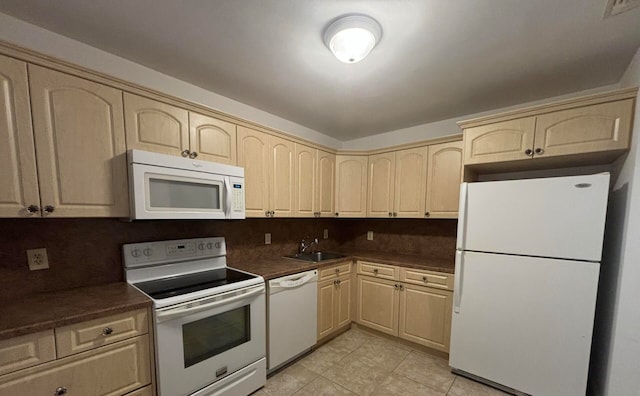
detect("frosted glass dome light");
top-left (324, 15), bottom-right (382, 64)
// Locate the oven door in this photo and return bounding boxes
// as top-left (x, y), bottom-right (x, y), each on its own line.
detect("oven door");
top-left (130, 163), bottom-right (231, 220)
top-left (154, 284), bottom-right (266, 396)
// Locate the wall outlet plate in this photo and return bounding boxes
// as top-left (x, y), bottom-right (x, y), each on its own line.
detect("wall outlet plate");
top-left (323, 229), bottom-right (329, 239)
top-left (367, 231), bottom-right (374, 241)
top-left (27, 248), bottom-right (49, 270)
top-left (265, 233), bottom-right (271, 245)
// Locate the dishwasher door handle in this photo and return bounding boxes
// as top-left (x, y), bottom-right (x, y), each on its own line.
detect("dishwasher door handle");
top-left (278, 272), bottom-right (316, 288)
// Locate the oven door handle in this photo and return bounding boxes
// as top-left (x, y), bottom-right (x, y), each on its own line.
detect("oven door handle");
top-left (156, 285), bottom-right (264, 322)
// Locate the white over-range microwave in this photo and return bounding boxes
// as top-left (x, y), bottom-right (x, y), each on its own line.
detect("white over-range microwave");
top-left (128, 150), bottom-right (245, 220)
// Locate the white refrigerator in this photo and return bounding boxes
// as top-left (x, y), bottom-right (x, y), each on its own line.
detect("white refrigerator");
top-left (449, 173), bottom-right (610, 396)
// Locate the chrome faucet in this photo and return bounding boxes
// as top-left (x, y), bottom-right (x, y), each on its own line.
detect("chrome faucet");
top-left (299, 237), bottom-right (319, 254)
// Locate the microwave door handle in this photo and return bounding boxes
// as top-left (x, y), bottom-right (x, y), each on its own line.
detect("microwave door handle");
top-left (224, 177), bottom-right (232, 219)
top-left (156, 286), bottom-right (264, 322)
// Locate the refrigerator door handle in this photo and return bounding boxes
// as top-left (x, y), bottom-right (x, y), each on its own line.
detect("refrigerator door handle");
top-left (456, 183), bottom-right (468, 250)
top-left (454, 251), bottom-right (463, 313)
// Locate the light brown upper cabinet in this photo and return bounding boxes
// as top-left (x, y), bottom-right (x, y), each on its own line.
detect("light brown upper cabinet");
top-left (462, 93), bottom-right (635, 168)
top-left (124, 93), bottom-right (236, 164)
top-left (294, 146), bottom-right (335, 218)
top-left (335, 155), bottom-right (368, 217)
top-left (367, 152), bottom-right (396, 218)
top-left (0, 55), bottom-right (40, 217)
top-left (425, 141), bottom-right (463, 218)
top-left (28, 65), bottom-right (129, 217)
top-left (237, 126), bottom-right (294, 217)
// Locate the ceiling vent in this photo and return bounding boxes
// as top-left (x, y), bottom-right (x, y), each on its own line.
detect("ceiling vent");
top-left (604, 0), bottom-right (640, 17)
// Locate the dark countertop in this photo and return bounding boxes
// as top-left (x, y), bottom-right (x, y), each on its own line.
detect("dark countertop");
top-left (230, 250), bottom-right (454, 281)
top-left (0, 282), bottom-right (152, 341)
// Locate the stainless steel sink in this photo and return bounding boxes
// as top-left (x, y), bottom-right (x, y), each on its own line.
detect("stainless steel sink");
top-left (285, 252), bottom-right (347, 262)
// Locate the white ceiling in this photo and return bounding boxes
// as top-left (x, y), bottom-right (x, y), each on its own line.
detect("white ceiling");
top-left (1, 1), bottom-right (639, 141)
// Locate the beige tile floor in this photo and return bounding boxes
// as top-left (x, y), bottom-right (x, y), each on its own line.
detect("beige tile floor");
top-left (253, 328), bottom-right (509, 396)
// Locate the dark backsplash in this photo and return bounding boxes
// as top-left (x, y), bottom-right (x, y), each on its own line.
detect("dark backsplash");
top-left (0, 217), bottom-right (456, 300)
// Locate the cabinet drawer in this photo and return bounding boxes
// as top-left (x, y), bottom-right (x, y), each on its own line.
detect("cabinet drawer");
top-left (357, 261), bottom-right (398, 280)
top-left (55, 309), bottom-right (148, 358)
top-left (0, 335), bottom-right (151, 396)
top-left (400, 268), bottom-right (453, 291)
top-left (319, 261), bottom-right (352, 281)
top-left (125, 385), bottom-right (153, 396)
top-left (0, 330), bottom-right (55, 376)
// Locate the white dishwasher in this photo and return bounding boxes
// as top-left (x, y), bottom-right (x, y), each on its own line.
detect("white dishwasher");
top-left (267, 269), bottom-right (318, 372)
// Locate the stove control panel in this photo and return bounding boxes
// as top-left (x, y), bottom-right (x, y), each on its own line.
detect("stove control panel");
top-left (123, 237), bottom-right (226, 268)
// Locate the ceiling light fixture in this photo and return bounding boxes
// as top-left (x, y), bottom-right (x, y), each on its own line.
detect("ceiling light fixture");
top-left (323, 14), bottom-right (382, 64)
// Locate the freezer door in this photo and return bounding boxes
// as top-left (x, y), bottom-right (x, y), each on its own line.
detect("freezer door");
top-left (457, 173), bottom-right (609, 261)
top-left (449, 251), bottom-right (599, 396)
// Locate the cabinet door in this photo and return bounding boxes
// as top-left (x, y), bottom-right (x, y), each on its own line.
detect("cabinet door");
top-left (269, 136), bottom-right (295, 217)
top-left (464, 117), bottom-right (536, 165)
top-left (237, 126), bottom-right (269, 217)
top-left (0, 335), bottom-right (150, 396)
top-left (29, 65), bottom-right (129, 217)
top-left (335, 275), bottom-right (352, 329)
top-left (124, 93), bottom-right (189, 156)
top-left (335, 155), bottom-right (368, 217)
top-left (0, 55), bottom-right (40, 217)
top-left (356, 276), bottom-right (399, 336)
top-left (398, 284), bottom-right (452, 352)
top-left (316, 150), bottom-right (336, 217)
top-left (294, 144), bottom-right (317, 217)
top-left (394, 147), bottom-right (428, 218)
top-left (317, 278), bottom-right (336, 340)
top-left (189, 112), bottom-right (236, 164)
top-left (425, 141), bottom-right (463, 218)
top-left (367, 152), bottom-right (396, 218)
top-left (533, 100), bottom-right (634, 158)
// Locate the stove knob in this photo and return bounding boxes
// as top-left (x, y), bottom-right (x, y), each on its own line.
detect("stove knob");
top-left (143, 248), bottom-right (153, 257)
top-left (131, 249), bottom-right (141, 258)
top-left (207, 243), bottom-right (213, 249)
top-left (215, 242), bottom-right (221, 249)
top-left (198, 243), bottom-right (205, 250)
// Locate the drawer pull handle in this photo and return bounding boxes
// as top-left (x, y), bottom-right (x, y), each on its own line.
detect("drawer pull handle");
top-left (55, 387), bottom-right (68, 396)
top-left (335, 268), bottom-right (340, 274)
top-left (373, 268), bottom-right (379, 275)
top-left (422, 276), bottom-right (428, 283)
top-left (102, 327), bottom-right (113, 336)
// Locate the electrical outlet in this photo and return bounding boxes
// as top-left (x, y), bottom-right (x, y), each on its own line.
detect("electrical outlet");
top-left (27, 248), bottom-right (49, 270)
top-left (323, 229), bottom-right (329, 239)
top-left (265, 233), bottom-right (271, 245)
top-left (367, 231), bottom-right (374, 241)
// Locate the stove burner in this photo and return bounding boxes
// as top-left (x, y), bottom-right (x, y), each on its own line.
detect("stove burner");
top-left (134, 268), bottom-right (255, 299)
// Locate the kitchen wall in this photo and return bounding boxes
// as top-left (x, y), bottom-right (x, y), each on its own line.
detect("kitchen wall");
top-left (0, 218), bottom-right (457, 301)
top-left (589, 46), bottom-right (640, 396)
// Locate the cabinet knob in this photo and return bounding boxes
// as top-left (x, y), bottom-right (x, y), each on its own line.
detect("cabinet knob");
top-left (399, 284), bottom-right (404, 291)
top-left (424, 212), bottom-right (430, 218)
top-left (335, 268), bottom-right (340, 274)
top-left (373, 268), bottom-right (379, 275)
top-left (189, 151), bottom-right (198, 159)
top-left (54, 387), bottom-right (68, 396)
top-left (337, 279), bottom-right (341, 285)
top-left (394, 284), bottom-right (399, 290)
top-left (422, 276), bottom-right (428, 283)
top-left (181, 149), bottom-right (191, 157)
top-left (388, 212), bottom-right (393, 217)
top-left (335, 212), bottom-right (339, 217)
top-left (333, 280), bottom-right (338, 286)
top-left (524, 148), bottom-right (533, 156)
top-left (393, 212), bottom-right (397, 217)
top-left (102, 327), bottom-right (113, 336)
top-left (26, 205), bottom-right (40, 215)
top-left (43, 205), bottom-right (55, 214)
top-left (534, 148), bottom-right (544, 155)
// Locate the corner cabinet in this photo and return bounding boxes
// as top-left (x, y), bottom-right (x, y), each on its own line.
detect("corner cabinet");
top-left (462, 92), bottom-right (636, 170)
top-left (27, 65), bottom-right (129, 217)
top-left (355, 261), bottom-right (453, 353)
top-left (0, 308), bottom-right (153, 396)
top-left (124, 93), bottom-right (236, 165)
top-left (237, 126), bottom-right (294, 217)
top-left (335, 155), bottom-right (368, 217)
top-left (317, 262), bottom-right (352, 341)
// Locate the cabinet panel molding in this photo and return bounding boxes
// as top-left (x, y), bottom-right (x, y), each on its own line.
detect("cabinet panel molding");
top-left (464, 117), bottom-right (536, 165)
top-left (394, 147), bottom-right (428, 218)
top-left (425, 141), bottom-right (463, 218)
top-left (367, 152), bottom-right (396, 217)
top-left (356, 276), bottom-right (399, 336)
top-left (0, 330), bottom-right (55, 376)
top-left (294, 144), bottom-right (317, 217)
top-left (335, 155), bottom-right (368, 217)
top-left (189, 112), bottom-right (237, 164)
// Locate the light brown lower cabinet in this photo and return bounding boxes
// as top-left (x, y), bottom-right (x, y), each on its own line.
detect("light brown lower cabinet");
top-left (317, 261), bottom-right (352, 341)
top-left (0, 308), bottom-right (153, 396)
top-left (355, 261), bottom-right (453, 353)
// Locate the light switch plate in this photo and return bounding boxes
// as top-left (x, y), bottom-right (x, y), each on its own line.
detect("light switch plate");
top-left (265, 233), bottom-right (271, 245)
top-left (27, 248), bottom-right (49, 270)
top-left (323, 229), bottom-right (329, 239)
top-left (367, 231), bottom-right (374, 241)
